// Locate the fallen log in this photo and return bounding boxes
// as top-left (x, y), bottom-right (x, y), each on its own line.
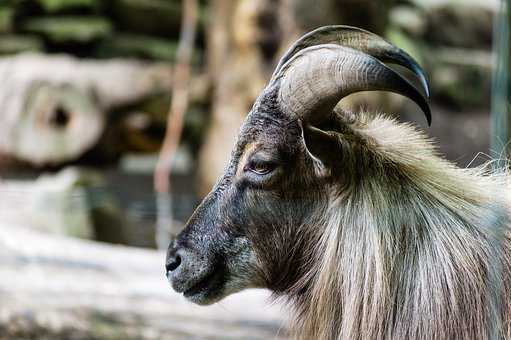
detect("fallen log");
top-left (0, 53), bottom-right (173, 165)
top-left (0, 224), bottom-right (287, 339)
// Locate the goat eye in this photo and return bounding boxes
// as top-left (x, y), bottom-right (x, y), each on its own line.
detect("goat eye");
top-left (244, 160), bottom-right (276, 175)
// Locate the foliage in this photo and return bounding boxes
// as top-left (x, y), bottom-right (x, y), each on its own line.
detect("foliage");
top-left (23, 16), bottom-right (112, 43)
top-left (37, 0), bottom-right (99, 13)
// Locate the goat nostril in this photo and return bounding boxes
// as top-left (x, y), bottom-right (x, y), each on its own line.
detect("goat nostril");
top-left (166, 255), bottom-right (181, 272)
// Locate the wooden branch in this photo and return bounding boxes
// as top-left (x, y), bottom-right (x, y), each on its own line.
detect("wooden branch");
top-left (154, 0), bottom-right (199, 194)
top-left (153, 0), bottom-right (199, 247)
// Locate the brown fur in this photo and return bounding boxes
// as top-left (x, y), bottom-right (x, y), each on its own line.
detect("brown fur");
top-left (282, 113), bottom-right (511, 339)
top-left (167, 90), bottom-right (511, 339)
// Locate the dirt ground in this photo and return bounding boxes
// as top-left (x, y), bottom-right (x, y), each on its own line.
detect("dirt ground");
top-left (0, 224), bottom-right (288, 339)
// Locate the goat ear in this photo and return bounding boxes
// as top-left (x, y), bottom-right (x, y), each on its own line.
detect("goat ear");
top-left (301, 123), bottom-right (341, 176)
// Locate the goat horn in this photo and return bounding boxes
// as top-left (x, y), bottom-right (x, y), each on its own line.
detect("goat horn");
top-left (272, 25), bottom-right (429, 98)
top-left (277, 44), bottom-right (431, 125)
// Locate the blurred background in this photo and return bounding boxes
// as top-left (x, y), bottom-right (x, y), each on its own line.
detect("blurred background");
top-left (0, 0), bottom-right (506, 338)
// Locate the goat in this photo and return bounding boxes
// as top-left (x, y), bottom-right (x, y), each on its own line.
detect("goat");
top-left (165, 25), bottom-right (511, 339)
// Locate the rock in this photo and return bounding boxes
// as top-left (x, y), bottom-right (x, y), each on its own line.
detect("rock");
top-left (0, 168), bottom-right (101, 239)
top-left (0, 165), bottom-right (195, 248)
top-left (0, 167), bottom-right (141, 246)
top-left (22, 16), bottom-right (113, 43)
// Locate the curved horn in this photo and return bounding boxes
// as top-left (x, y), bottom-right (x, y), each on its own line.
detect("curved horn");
top-left (277, 44), bottom-right (431, 125)
top-left (272, 25), bottom-right (430, 98)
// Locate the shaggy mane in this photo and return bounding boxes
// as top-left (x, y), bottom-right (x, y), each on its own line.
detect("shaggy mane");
top-left (289, 113), bottom-right (511, 339)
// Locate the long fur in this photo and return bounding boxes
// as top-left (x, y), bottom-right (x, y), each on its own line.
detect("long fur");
top-left (289, 113), bottom-right (511, 339)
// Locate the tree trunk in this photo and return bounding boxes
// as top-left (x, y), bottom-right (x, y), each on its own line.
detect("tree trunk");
top-left (197, 0), bottom-right (393, 195)
top-left (197, 0), bottom-right (279, 196)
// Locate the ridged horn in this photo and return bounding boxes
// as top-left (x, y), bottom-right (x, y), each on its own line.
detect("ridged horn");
top-left (277, 44), bottom-right (431, 125)
top-left (271, 25), bottom-right (430, 98)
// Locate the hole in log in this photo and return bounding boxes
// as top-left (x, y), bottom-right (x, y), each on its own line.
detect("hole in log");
top-left (50, 106), bottom-right (71, 128)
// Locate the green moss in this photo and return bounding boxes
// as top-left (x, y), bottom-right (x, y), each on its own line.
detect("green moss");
top-left (0, 7), bottom-right (13, 33)
top-left (0, 34), bottom-right (43, 54)
top-left (37, 0), bottom-right (99, 13)
top-left (23, 16), bottom-right (113, 43)
top-left (96, 34), bottom-right (179, 61)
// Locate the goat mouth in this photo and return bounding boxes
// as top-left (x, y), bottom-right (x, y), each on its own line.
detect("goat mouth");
top-left (182, 267), bottom-right (225, 305)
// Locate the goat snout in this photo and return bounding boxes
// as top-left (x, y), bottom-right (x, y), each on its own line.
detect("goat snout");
top-left (165, 245), bottom-right (211, 292)
top-left (165, 247), bottom-right (182, 274)
top-left (165, 246), bottom-right (193, 293)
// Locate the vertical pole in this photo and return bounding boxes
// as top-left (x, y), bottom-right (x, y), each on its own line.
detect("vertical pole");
top-left (489, 2), bottom-right (509, 339)
top-left (155, 0), bottom-right (198, 249)
top-left (491, 0), bottom-right (510, 163)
